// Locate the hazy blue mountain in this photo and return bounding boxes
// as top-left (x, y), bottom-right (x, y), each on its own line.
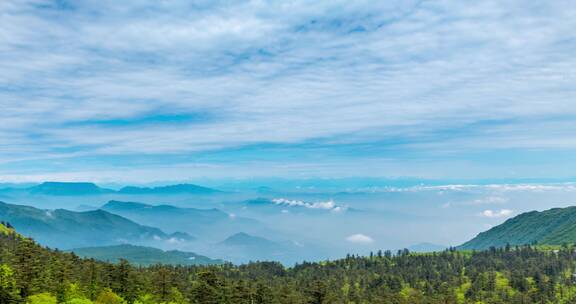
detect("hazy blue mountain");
top-left (222, 232), bottom-right (281, 249)
top-left (169, 231), bottom-right (196, 241)
top-left (0, 182), bottom-right (221, 197)
top-left (70, 244), bottom-right (223, 266)
top-left (460, 206), bottom-right (576, 250)
top-left (27, 182), bottom-right (114, 196)
top-left (0, 183), bottom-right (38, 190)
top-left (118, 184), bottom-right (221, 194)
top-left (213, 232), bottom-right (311, 264)
top-left (0, 201), bottom-right (189, 249)
top-left (75, 204), bottom-right (99, 211)
top-left (407, 242), bottom-right (447, 253)
top-left (101, 200), bottom-right (262, 239)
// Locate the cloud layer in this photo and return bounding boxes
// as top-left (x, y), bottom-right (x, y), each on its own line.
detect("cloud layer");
top-left (1, 0), bottom-right (575, 181)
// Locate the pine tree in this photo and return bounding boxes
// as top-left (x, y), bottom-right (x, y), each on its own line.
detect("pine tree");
top-left (0, 264), bottom-right (20, 303)
top-left (190, 271), bottom-right (222, 304)
top-left (13, 239), bottom-right (42, 298)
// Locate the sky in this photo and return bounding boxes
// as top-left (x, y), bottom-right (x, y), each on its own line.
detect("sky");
top-left (1, 0), bottom-right (576, 183)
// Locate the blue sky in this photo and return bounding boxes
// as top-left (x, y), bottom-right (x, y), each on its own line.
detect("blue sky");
top-left (1, 0), bottom-right (576, 183)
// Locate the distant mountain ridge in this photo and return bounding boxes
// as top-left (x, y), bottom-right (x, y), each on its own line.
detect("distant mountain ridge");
top-left (0, 182), bottom-right (222, 196)
top-left (70, 244), bottom-right (223, 266)
top-left (216, 232), bottom-right (295, 263)
top-left (28, 182), bottom-right (114, 195)
top-left (460, 206), bottom-right (576, 250)
top-left (0, 200), bottom-right (191, 249)
top-left (118, 184), bottom-right (222, 194)
top-left (101, 200), bottom-right (263, 239)
top-left (222, 232), bottom-right (280, 249)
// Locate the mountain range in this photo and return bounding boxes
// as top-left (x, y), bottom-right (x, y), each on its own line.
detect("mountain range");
top-left (0, 182), bottom-right (221, 196)
top-left (28, 182), bottom-right (115, 195)
top-left (101, 200), bottom-right (264, 239)
top-left (118, 184), bottom-right (222, 195)
top-left (0, 201), bottom-right (192, 249)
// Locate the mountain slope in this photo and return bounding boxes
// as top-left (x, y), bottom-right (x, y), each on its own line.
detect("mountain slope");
top-left (101, 200), bottom-right (262, 239)
top-left (460, 206), bottom-right (576, 250)
top-left (70, 244), bottom-right (223, 266)
top-left (0, 201), bottom-right (189, 249)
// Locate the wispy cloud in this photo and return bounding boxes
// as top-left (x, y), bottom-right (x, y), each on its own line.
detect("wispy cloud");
top-left (1, 0), bottom-right (575, 180)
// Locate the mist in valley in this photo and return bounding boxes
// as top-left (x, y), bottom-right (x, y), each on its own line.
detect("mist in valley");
top-left (2, 180), bottom-right (576, 264)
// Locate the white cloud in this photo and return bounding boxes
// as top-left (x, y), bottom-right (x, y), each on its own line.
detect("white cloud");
top-left (0, 0), bottom-right (575, 179)
top-left (346, 233), bottom-right (374, 244)
top-left (481, 209), bottom-right (513, 218)
top-left (272, 198), bottom-right (347, 212)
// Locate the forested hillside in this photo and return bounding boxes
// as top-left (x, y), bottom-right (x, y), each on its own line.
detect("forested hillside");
top-left (3, 222), bottom-right (576, 303)
top-left (461, 206), bottom-right (576, 250)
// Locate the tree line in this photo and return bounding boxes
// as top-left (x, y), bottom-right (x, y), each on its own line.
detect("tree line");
top-left (2, 223), bottom-right (576, 303)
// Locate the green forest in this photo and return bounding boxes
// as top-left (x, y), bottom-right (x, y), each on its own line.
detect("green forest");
top-left (2, 222), bottom-right (576, 304)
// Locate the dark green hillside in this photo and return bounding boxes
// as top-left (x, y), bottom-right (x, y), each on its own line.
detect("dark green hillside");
top-left (71, 244), bottom-right (223, 266)
top-left (460, 206), bottom-right (576, 250)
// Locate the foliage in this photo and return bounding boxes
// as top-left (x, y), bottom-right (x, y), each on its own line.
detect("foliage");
top-left (3, 222), bottom-right (576, 303)
top-left (0, 264), bottom-right (20, 303)
top-left (95, 289), bottom-right (126, 304)
top-left (66, 299), bottom-right (94, 304)
top-left (27, 292), bottom-right (57, 304)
